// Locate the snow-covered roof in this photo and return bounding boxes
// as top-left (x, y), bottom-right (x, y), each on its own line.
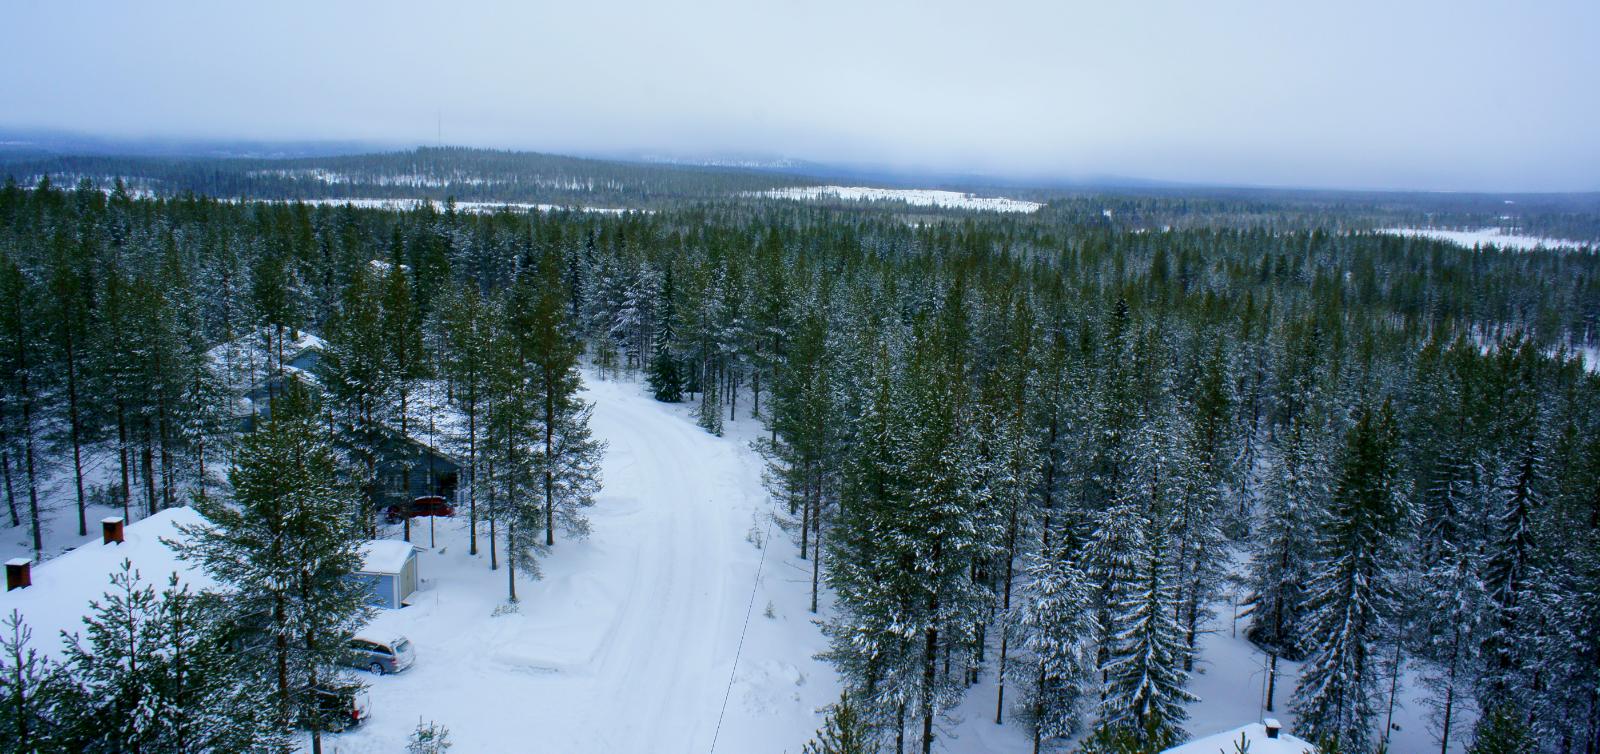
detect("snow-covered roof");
top-left (205, 327), bottom-right (327, 366)
top-left (1162, 722), bottom-right (1317, 754)
top-left (357, 540), bottom-right (417, 575)
top-left (0, 507), bottom-right (214, 661)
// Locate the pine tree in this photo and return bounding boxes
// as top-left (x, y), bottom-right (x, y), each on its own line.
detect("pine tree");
top-left (382, 262), bottom-right (431, 542)
top-left (45, 230), bottom-right (94, 538)
top-left (440, 285), bottom-right (490, 555)
top-left (485, 283), bottom-right (546, 599)
top-left (0, 258), bottom-right (45, 558)
top-left (56, 561), bottom-right (165, 749)
top-left (176, 381), bottom-right (373, 753)
top-left (1, 609), bottom-right (64, 753)
top-left (321, 267), bottom-right (392, 536)
top-left (407, 719), bottom-right (454, 754)
top-left (525, 250), bottom-right (603, 547)
top-left (56, 563), bottom-right (281, 752)
top-left (1293, 401), bottom-right (1408, 751)
top-left (697, 364), bottom-right (724, 436)
top-left (761, 303), bottom-right (836, 612)
top-left (803, 691), bottom-right (878, 754)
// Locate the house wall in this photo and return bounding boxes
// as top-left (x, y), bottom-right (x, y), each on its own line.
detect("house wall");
top-left (351, 572), bottom-right (398, 609)
top-left (398, 555), bottom-right (417, 605)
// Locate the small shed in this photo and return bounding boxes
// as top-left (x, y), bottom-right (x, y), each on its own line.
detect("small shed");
top-left (354, 540), bottom-right (419, 609)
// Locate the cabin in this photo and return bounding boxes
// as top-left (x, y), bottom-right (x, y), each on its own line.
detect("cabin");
top-left (207, 327), bottom-right (462, 506)
top-left (354, 540), bottom-right (420, 609)
top-left (0, 509), bottom-right (216, 660)
top-left (375, 432), bottom-right (462, 504)
top-left (1161, 720), bottom-right (1318, 754)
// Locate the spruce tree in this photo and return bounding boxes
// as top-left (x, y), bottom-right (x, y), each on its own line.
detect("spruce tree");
top-left (1013, 550), bottom-right (1094, 753)
top-left (1097, 517), bottom-right (1195, 748)
top-left (1293, 401), bottom-right (1407, 751)
top-left (1467, 706), bottom-right (1532, 754)
top-left (382, 262), bottom-right (430, 542)
top-left (646, 267), bottom-right (683, 402)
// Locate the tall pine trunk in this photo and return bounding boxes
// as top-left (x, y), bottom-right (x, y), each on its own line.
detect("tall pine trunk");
top-left (0, 413), bottom-right (17, 528)
top-left (467, 395), bottom-right (479, 555)
top-left (117, 401), bottom-right (131, 522)
top-left (64, 330), bottom-right (87, 536)
top-left (544, 386), bottom-right (555, 547)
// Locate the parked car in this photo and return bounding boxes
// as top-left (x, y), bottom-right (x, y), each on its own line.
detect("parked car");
top-left (385, 495), bottom-right (455, 523)
top-left (304, 681), bottom-right (371, 732)
top-left (343, 633), bottom-right (416, 675)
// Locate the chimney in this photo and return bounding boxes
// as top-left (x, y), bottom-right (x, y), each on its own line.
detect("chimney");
top-left (102, 516), bottom-right (125, 545)
top-left (1264, 718), bottom-right (1282, 739)
top-left (5, 558), bottom-right (30, 591)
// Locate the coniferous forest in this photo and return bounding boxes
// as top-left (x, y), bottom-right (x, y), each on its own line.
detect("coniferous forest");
top-left (0, 170), bottom-right (1597, 754)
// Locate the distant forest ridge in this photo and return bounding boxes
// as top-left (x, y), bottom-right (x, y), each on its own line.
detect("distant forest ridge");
top-left (3, 145), bottom-right (1600, 240)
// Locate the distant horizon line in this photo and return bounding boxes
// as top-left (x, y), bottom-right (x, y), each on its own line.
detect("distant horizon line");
top-left (2, 124), bottom-right (1598, 198)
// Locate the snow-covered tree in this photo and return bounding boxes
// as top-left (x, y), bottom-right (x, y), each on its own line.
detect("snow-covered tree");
top-left (645, 265), bottom-right (683, 402)
top-left (803, 691), bottom-right (877, 754)
top-left (1293, 401), bottom-right (1408, 751)
top-left (1, 609), bottom-right (65, 752)
top-left (57, 563), bottom-right (280, 752)
top-left (1097, 516), bottom-right (1195, 747)
top-left (1012, 551), bottom-right (1095, 753)
top-left (177, 382), bottom-right (373, 753)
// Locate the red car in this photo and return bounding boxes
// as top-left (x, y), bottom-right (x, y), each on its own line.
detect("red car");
top-left (385, 496), bottom-right (455, 523)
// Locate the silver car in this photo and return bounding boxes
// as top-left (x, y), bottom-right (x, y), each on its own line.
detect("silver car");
top-left (344, 634), bottom-right (415, 675)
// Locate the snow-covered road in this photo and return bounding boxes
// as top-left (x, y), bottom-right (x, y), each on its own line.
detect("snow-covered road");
top-left (330, 375), bottom-right (803, 753)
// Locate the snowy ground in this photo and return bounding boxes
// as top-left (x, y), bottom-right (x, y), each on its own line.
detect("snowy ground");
top-left (323, 374), bottom-right (840, 754)
top-left (1, 369), bottom-right (1462, 753)
top-left (755, 186), bottom-right (1044, 213)
top-left (1377, 226), bottom-right (1595, 252)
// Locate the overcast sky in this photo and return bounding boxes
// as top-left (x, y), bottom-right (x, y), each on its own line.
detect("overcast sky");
top-left (4, 0), bottom-right (1598, 191)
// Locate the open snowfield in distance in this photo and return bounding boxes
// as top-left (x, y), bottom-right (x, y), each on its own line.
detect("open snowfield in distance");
top-left (756, 185), bottom-right (1044, 213)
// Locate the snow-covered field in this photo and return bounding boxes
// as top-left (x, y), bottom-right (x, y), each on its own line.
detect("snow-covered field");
top-left (756, 186), bottom-right (1044, 213)
top-left (1377, 226), bottom-right (1594, 251)
top-left (1, 370), bottom-right (1459, 753)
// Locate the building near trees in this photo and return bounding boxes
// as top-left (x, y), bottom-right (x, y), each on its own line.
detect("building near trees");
top-left (0, 507), bottom-right (213, 659)
top-left (355, 539), bottom-right (420, 609)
